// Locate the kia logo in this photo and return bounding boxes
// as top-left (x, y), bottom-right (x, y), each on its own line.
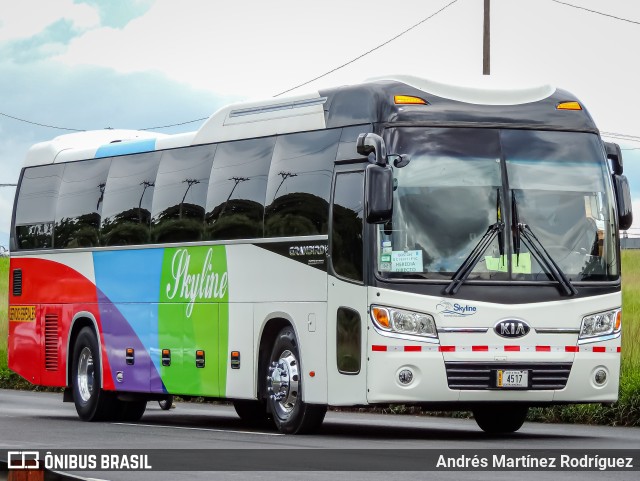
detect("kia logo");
top-left (494, 320), bottom-right (530, 338)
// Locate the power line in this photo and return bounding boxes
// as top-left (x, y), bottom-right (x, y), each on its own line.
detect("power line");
top-left (551, 0), bottom-right (640, 26)
top-left (0, 111), bottom-right (84, 132)
top-left (139, 117), bottom-right (209, 131)
top-left (601, 131), bottom-right (640, 142)
top-left (272, 0), bottom-right (460, 97)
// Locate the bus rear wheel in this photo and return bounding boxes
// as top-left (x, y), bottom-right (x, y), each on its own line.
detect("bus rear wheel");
top-left (265, 327), bottom-right (326, 434)
top-left (233, 399), bottom-right (272, 427)
top-left (472, 405), bottom-right (529, 434)
top-left (71, 327), bottom-right (117, 421)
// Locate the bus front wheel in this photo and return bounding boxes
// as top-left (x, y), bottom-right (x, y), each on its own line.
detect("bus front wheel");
top-left (472, 405), bottom-right (529, 434)
top-left (265, 327), bottom-right (326, 434)
top-left (71, 327), bottom-right (117, 421)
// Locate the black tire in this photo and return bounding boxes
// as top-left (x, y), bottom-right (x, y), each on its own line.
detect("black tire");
top-left (265, 327), bottom-right (326, 434)
top-left (114, 399), bottom-right (147, 422)
top-left (71, 327), bottom-right (117, 421)
top-left (233, 399), bottom-right (272, 427)
top-left (473, 405), bottom-right (529, 434)
top-left (158, 395), bottom-right (174, 411)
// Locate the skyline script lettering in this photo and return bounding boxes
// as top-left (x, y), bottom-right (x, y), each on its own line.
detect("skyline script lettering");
top-left (165, 248), bottom-right (228, 317)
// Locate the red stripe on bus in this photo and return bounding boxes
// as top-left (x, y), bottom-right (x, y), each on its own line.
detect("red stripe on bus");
top-left (439, 346), bottom-right (455, 352)
top-left (472, 346), bottom-right (488, 352)
top-left (592, 347), bottom-right (606, 353)
top-left (372, 345), bottom-right (387, 352)
top-left (617, 347), bottom-right (621, 353)
top-left (504, 345), bottom-right (520, 352)
top-left (404, 346), bottom-right (421, 352)
top-left (536, 346), bottom-right (551, 352)
top-left (565, 346), bottom-right (579, 352)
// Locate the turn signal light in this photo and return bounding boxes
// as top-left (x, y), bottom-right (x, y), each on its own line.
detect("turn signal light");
top-left (557, 101), bottom-right (582, 110)
top-left (394, 95), bottom-right (427, 105)
top-left (372, 307), bottom-right (391, 329)
top-left (615, 311), bottom-right (622, 331)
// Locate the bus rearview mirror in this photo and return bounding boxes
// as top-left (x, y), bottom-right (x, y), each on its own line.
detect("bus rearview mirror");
top-left (365, 164), bottom-right (393, 224)
top-left (613, 174), bottom-right (633, 230)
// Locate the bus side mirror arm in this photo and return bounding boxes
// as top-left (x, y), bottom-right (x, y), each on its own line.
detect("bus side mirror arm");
top-left (605, 142), bottom-right (623, 175)
top-left (357, 133), bottom-right (387, 166)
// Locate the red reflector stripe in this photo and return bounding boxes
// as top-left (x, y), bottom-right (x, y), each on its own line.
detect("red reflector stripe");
top-left (617, 347), bottom-right (621, 353)
top-left (472, 346), bottom-right (488, 352)
top-left (439, 346), bottom-right (455, 352)
top-left (504, 345), bottom-right (520, 352)
top-left (536, 346), bottom-right (551, 352)
top-left (404, 346), bottom-right (421, 352)
top-left (565, 346), bottom-right (579, 352)
top-left (592, 346), bottom-right (606, 353)
top-left (372, 345), bottom-right (387, 352)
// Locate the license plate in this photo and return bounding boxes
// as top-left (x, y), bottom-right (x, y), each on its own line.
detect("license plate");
top-left (497, 370), bottom-right (528, 388)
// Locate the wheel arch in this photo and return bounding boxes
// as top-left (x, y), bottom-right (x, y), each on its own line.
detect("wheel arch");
top-left (256, 314), bottom-right (297, 400)
top-left (66, 312), bottom-right (103, 388)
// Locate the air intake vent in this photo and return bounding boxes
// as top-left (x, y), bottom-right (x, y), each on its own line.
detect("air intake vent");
top-left (44, 314), bottom-right (59, 371)
top-left (12, 269), bottom-right (22, 296)
top-left (445, 362), bottom-right (572, 390)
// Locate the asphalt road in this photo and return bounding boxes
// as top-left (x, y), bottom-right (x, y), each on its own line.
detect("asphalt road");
top-left (0, 389), bottom-right (638, 481)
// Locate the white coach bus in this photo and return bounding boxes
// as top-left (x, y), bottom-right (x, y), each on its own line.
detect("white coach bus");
top-left (8, 76), bottom-right (632, 434)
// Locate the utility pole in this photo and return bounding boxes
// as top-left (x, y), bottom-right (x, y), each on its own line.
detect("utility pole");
top-left (483, 0), bottom-right (490, 75)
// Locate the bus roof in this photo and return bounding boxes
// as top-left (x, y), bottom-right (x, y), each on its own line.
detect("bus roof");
top-left (22, 75), bottom-right (598, 168)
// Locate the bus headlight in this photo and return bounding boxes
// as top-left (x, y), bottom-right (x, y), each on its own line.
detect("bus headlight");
top-left (371, 306), bottom-right (437, 338)
top-left (579, 309), bottom-right (621, 340)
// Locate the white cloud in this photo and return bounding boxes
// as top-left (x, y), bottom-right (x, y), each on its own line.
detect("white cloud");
top-left (0, 0), bottom-right (100, 43)
top-left (53, 0), bottom-right (473, 97)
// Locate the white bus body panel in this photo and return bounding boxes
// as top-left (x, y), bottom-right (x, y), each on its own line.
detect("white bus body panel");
top-left (366, 287), bottom-right (621, 404)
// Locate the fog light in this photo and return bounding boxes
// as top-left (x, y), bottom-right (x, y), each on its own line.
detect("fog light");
top-left (594, 369), bottom-right (607, 386)
top-left (398, 369), bottom-right (413, 385)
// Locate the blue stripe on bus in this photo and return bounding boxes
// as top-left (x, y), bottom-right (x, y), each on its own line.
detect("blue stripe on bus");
top-left (95, 138), bottom-right (156, 158)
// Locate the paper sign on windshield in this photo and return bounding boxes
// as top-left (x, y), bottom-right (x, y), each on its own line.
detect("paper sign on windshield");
top-left (391, 250), bottom-right (423, 272)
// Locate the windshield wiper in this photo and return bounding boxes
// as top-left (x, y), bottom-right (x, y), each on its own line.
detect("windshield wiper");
top-left (511, 192), bottom-right (577, 296)
top-left (444, 190), bottom-right (505, 295)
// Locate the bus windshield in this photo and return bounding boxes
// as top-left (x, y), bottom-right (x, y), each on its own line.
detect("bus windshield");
top-left (377, 128), bottom-right (618, 283)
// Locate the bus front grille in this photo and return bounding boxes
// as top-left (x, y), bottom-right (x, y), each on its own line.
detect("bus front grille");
top-left (445, 362), bottom-right (572, 390)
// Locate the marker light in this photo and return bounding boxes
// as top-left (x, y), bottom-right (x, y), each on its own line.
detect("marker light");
top-left (394, 95), bottom-right (427, 105)
top-left (372, 307), bottom-right (391, 329)
top-left (371, 305), bottom-right (437, 338)
top-left (557, 101), bottom-right (582, 110)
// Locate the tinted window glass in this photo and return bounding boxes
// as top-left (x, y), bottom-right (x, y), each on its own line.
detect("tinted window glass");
top-left (336, 307), bottom-right (361, 374)
top-left (101, 152), bottom-right (160, 246)
top-left (14, 164), bottom-right (64, 249)
top-left (55, 159), bottom-right (111, 248)
top-left (335, 124), bottom-right (372, 162)
top-left (151, 145), bottom-right (215, 243)
top-left (205, 137), bottom-right (274, 240)
top-left (331, 172), bottom-right (364, 281)
top-left (264, 129), bottom-right (339, 237)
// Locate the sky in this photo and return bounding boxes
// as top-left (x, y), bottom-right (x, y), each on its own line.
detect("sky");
top-left (1, 0), bottom-right (639, 249)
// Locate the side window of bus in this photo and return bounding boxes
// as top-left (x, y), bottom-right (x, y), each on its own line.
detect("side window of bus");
top-left (100, 152), bottom-right (161, 246)
top-left (14, 164), bottom-right (64, 250)
top-left (331, 171), bottom-right (365, 282)
top-left (150, 145), bottom-right (215, 244)
top-left (205, 137), bottom-right (275, 240)
top-left (55, 159), bottom-right (111, 248)
top-left (264, 129), bottom-right (340, 237)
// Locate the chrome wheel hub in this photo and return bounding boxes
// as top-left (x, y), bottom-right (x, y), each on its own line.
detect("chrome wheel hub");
top-left (77, 347), bottom-right (95, 403)
top-left (267, 350), bottom-right (300, 415)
